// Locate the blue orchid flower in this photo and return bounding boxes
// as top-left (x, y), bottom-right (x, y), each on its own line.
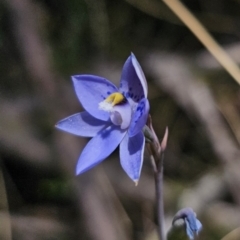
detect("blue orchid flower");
top-left (169, 208), bottom-right (202, 240)
top-left (56, 53), bottom-right (149, 183)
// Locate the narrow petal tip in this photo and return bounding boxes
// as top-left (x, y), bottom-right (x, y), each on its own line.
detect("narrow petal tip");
top-left (134, 180), bottom-right (139, 186)
top-left (75, 169), bottom-right (80, 176)
top-left (71, 75), bottom-right (76, 81)
top-left (131, 53), bottom-right (148, 98)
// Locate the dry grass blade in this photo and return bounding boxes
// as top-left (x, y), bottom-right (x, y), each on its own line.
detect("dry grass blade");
top-left (162, 0), bottom-right (240, 85)
top-left (125, 0), bottom-right (237, 34)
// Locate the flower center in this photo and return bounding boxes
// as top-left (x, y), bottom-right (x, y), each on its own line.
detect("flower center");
top-left (99, 92), bottom-right (131, 129)
top-left (98, 92), bottom-right (125, 112)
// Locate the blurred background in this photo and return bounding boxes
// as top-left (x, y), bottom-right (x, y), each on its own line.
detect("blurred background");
top-left (1, 0), bottom-right (240, 239)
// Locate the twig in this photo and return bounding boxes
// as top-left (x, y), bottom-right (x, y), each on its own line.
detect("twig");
top-left (162, 0), bottom-right (240, 85)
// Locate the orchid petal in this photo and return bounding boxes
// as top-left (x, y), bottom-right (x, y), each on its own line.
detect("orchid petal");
top-left (186, 218), bottom-right (202, 239)
top-left (111, 101), bottom-right (132, 129)
top-left (72, 75), bottom-right (118, 121)
top-left (196, 220), bottom-right (202, 234)
top-left (129, 98), bottom-right (150, 137)
top-left (186, 212), bottom-right (198, 233)
top-left (119, 54), bottom-right (147, 104)
top-left (55, 112), bottom-right (108, 137)
top-left (186, 220), bottom-right (194, 240)
top-left (119, 131), bottom-right (145, 182)
top-left (131, 53), bottom-right (148, 97)
top-left (76, 125), bottom-right (127, 175)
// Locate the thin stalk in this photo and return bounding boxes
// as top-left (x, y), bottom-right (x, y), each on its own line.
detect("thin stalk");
top-left (155, 152), bottom-right (165, 240)
top-left (146, 118), bottom-right (168, 240)
top-left (147, 144), bottom-right (157, 173)
top-left (147, 144), bottom-right (165, 240)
